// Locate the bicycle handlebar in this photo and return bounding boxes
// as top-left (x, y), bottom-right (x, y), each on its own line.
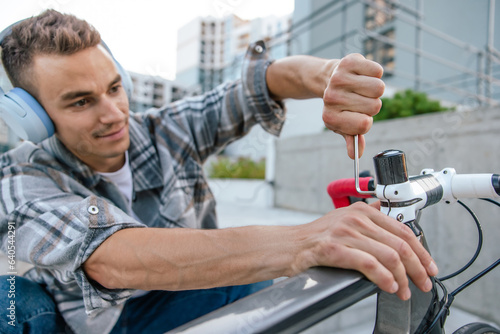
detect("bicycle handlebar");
top-left (328, 146), bottom-right (500, 225)
top-left (449, 172), bottom-right (500, 199)
top-left (326, 177), bottom-right (374, 208)
top-left (326, 146), bottom-right (500, 332)
top-left (382, 169), bottom-right (500, 203)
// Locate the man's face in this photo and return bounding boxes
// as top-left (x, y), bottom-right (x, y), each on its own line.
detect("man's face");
top-left (32, 45), bottom-right (130, 172)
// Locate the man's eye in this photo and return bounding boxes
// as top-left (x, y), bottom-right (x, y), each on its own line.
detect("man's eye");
top-left (73, 99), bottom-right (88, 107)
top-left (110, 85), bottom-right (121, 93)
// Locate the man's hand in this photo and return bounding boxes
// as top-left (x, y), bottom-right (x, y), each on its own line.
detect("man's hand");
top-left (294, 201), bottom-right (438, 301)
top-left (322, 54), bottom-right (385, 159)
top-left (266, 53), bottom-right (384, 159)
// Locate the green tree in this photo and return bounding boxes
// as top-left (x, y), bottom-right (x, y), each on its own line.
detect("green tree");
top-left (208, 157), bottom-right (266, 179)
top-left (374, 89), bottom-right (448, 121)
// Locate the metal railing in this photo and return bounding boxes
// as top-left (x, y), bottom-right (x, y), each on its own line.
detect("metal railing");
top-left (268, 0), bottom-right (500, 108)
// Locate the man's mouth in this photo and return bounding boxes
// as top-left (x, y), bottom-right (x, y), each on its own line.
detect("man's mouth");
top-left (94, 122), bottom-right (128, 139)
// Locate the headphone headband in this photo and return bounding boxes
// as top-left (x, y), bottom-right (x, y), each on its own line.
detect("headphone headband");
top-left (0, 16), bottom-right (133, 143)
top-left (0, 20), bottom-right (19, 42)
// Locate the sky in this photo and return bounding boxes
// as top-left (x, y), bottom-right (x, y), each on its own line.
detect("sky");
top-left (0, 0), bottom-right (294, 80)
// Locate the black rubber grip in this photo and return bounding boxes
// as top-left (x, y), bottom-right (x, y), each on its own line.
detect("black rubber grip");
top-left (493, 174), bottom-right (500, 196)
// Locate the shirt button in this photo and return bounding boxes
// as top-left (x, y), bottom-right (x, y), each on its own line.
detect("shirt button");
top-left (254, 45), bottom-right (264, 54)
top-left (88, 206), bottom-right (99, 215)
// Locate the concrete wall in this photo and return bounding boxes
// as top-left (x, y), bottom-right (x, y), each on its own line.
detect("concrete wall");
top-left (208, 179), bottom-right (274, 208)
top-left (273, 106), bottom-right (500, 324)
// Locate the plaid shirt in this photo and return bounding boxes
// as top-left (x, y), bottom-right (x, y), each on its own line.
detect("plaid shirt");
top-left (0, 41), bottom-right (285, 334)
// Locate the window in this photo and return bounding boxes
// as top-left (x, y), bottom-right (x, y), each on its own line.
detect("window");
top-left (364, 29), bottom-right (395, 75)
top-left (365, 0), bottom-right (395, 30)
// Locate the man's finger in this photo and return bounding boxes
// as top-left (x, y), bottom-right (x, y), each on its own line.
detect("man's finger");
top-left (336, 53), bottom-right (384, 78)
top-left (362, 205), bottom-right (439, 280)
top-left (343, 133), bottom-right (365, 160)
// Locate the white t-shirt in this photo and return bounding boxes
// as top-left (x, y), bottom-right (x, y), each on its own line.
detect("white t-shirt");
top-left (98, 152), bottom-right (140, 221)
top-left (98, 152), bottom-right (133, 203)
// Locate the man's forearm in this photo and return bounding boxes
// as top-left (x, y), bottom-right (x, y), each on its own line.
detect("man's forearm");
top-left (84, 202), bottom-right (438, 301)
top-left (83, 225), bottom-right (313, 291)
top-left (265, 55), bottom-right (338, 100)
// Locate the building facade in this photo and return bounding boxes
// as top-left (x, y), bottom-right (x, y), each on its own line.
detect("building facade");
top-left (272, 0), bottom-right (500, 143)
top-left (290, 0), bottom-right (500, 107)
top-left (128, 71), bottom-right (187, 113)
top-left (176, 14), bottom-right (291, 94)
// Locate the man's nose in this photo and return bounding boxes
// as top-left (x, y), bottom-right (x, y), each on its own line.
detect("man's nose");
top-left (99, 97), bottom-right (125, 123)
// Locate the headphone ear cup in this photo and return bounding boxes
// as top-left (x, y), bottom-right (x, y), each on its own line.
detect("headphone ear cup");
top-left (0, 88), bottom-right (55, 142)
top-left (114, 59), bottom-right (133, 100)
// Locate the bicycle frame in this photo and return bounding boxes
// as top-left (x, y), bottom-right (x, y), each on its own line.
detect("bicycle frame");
top-left (168, 268), bottom-right (378, 333)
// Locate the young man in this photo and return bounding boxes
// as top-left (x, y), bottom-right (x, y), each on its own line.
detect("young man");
top-left (0, 9), bottom-right (438, 334)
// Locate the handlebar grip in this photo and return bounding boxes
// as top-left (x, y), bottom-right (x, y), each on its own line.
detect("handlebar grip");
top-left (494, 174), bottom-right (500, 196)
top-left (451, 173), bottom-right (500, 199)
top-left (327, 177), bottom-right (374, 209)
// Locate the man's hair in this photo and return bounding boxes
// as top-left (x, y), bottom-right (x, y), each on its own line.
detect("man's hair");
top-left (1, 9), bottom-right (101, 96)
